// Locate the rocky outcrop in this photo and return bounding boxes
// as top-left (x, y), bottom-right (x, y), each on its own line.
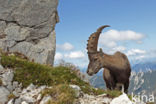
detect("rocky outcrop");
top-left (0, 64), bottom-right (50, 104)
top-left (0, 0), bottom-right (59, 66)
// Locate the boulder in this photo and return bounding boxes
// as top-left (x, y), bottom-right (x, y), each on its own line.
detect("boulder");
top-left (70, 84), bottom-right (82, 98)
top-left (0, 0), bottom-right (59, 66)
top-left (16, 84), bottom-right (47, 103)
top-left (110, 93), bottom-right (132, 104)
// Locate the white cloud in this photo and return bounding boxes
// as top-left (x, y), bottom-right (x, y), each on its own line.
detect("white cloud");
top-left (112, 46), bottom-right (126, 52)
top-left (99, 29), bottom-right (145, 48)
top-left (78, 63), bottom-right (88, 68)
top-left (107, 46), bottom-right (126, 54)
top-left (126, 49), bottom-right (146, 56)
top-left (55, 52), bottom-right (63, 60)
top-left (64, 51), bottom-right (85, 59)
top-left (135, 55), bottom-right (146, 60)
top-left (57, 42), bottom-right (74, 51)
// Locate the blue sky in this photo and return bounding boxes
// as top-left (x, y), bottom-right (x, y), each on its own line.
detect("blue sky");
top-left (54, 0), bottom-right (156, 69)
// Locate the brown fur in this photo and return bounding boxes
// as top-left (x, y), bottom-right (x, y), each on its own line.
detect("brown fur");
top-left (86, 25), bottom-right (131, 93)
top-left (103, 68), bottom-right (115, 90)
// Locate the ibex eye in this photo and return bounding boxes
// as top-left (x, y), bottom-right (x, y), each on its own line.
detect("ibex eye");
top-left (94, 58), bottom-right (98, 61)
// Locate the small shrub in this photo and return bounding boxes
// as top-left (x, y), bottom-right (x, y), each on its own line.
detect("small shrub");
top-left (103, 90), bottom-right (122, 98)
top-left (41, 84), bottom-right (76, 104)
top-left (8, 93), bottom-right (16, 100)
top-left (128, 94), bottom-right (133, 100)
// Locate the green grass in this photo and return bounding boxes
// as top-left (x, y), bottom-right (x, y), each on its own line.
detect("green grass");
top-left (103, 90), bottom-right (122, 98)
top-left (128, 94), bottom-right (133, 101)
top-left (8, 93), bottom-right (16, 100)
top-left (41, 84), bottom-right (76, 104)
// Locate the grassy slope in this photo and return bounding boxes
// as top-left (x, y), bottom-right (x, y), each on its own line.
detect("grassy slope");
top-left (0, 53), bottom-right (122, 104)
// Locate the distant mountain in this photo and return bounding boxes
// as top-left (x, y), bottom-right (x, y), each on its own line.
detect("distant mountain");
top-left (129, 70), bottom-right (156, 95)
top-left (132, 61), bottom-right (156, 72)
top-left (89, 74), bottom-right (106, 89)
top-left (89, 74), bottom-right (105, 89)
top-left (130, 57), bottom-right (156, 72)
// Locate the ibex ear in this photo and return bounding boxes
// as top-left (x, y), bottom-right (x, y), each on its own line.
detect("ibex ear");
top-left (99, 48), bottom-right (103, 56)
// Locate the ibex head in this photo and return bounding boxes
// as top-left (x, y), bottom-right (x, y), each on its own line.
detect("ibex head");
top-left (86, 25), bottom-right (110, 76)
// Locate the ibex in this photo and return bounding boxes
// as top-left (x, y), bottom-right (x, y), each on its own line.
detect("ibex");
top-left (86, 25), bottom-right (131, 93)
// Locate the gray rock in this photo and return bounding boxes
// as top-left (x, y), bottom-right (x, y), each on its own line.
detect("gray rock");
top-left (0, 86), bottom-right (10, 104)
top-left (40, 96), bottom-right (52, 104)
top-left (110, 93), bottom-right (133, 104)
top-left (20, 95), bottom-right (36, 103)
top-left (13, 81), bottom-right (19, 89)
top-left (4, 24), bottom-right (30, 41)
top-left (14, 98), bottom-right (22, 104)
top-left (2, 69), bottom-right (14, 86)
top-left (8, 99), bottom-right (14, 104)
top-left (0, 69), bottom-right (14, 91)
top-left (7, 83), bottom-right (13, 92)
top-left (12, 82), bottom-right (22, 97)
top-left (26, 83), bottom-right (36, 91)
top-left (21, 101), bottom-right (28, 104)
top-left (16, 84), bottom-right (48, 103)
top-left (0, 64), bottom-right (4, 72)
top-left (0, 21), bottom-right (6, 34)
top-left (37, 94), bottom-right (42, 101)
top-left (70, 84), bottom-right (82, 97)
top-left (0, 0), bottom-right (59, 66)
top-left (13, 88), bottom-right (21, 97)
